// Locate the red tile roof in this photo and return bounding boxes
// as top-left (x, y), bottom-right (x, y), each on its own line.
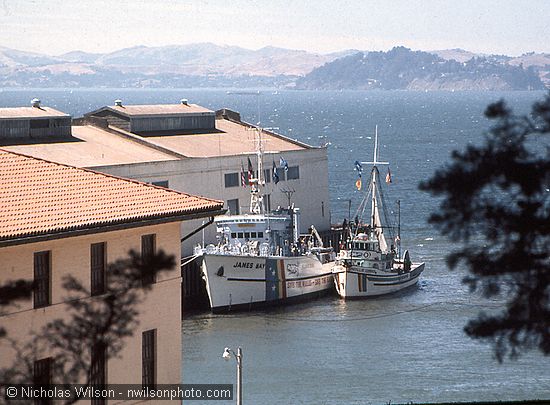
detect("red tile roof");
top-left (0, 149), bottom-right (223, 242)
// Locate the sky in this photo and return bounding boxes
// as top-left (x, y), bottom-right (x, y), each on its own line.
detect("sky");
top-left (1, 0), bottom-right (549, 56)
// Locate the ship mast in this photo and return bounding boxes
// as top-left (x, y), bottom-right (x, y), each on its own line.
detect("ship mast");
top-left (360, 125), bottom-right (390, 251)
top-left (361, 125), bottom-right (388, 228)
top-left (249, 125), bottom-right (265, 214)
top-left (371, 126), bottom-right (379, 228)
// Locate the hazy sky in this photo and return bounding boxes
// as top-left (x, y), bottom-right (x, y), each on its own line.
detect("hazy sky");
top-left (1, 0), bottom-right (549, 56)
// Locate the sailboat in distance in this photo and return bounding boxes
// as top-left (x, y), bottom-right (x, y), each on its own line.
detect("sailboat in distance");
top-left (332, 127), bottom-right (425, 298)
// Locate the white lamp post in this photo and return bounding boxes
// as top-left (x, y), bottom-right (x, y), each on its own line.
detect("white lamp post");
top-left (222, 346), bottom-right (243, 405)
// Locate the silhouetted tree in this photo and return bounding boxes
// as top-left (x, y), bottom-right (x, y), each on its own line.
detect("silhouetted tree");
top-left (0, 249), bottom-right (175, 403)
top-left (0, 280), bottom-right (33, 338)
top-left (420, 93), bottom-right (550, 361)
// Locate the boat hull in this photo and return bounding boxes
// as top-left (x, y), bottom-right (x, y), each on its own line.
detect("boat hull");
top-left (333, 262), bottom-right (425, 298)
top-left (202, 254), bottom-right (334, 312)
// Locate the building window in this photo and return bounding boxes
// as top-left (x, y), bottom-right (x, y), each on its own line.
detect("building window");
top-left (227, 199), bottom-right (239, 215)
top-left (34, 251), bottom-right (51, 309)
top-left (30, 119), bottom-right (49, 129)
top-left (142, 329), bottom-right (156, 389)
top-left (34, 357), bottom-right (52, 385)
top-left (264, 169), bottom-right (271, 183)
top-left (91, 342), bottom-right (106, 405)
top-left (51, 118), bottom-right (65, 128)
top-left (264, 194), bottom-right (271, 212)
top-left (141, 234), bottom-right (156, 286)
top-left (287, 166), bottom-right (300, 180)
top-left (34, 357), bottom-right (53, 404)
top-left (91, 243), bottom-right (106, 296)
top-left (152, 180), bottom-right (169, 188)
top-left (224, 173), bottom-right (239, 188)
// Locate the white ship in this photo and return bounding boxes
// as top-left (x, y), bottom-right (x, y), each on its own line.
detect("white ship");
top-left (198, 127), bottom-right (334, 313)
top-left (332, 127), bottom-right (425, 298)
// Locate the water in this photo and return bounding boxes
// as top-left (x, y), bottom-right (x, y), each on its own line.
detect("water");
top-left (1, 88), bottom-right (549, 403)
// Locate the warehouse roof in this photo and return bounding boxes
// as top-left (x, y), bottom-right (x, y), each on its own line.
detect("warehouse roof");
top-left (0, 106), bottom-right (71, 119)
top-left (86, 102), bottom-right (214, 118)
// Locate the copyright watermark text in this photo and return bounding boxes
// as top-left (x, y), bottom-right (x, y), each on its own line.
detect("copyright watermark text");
top-left (1, 384), bottom-right (233, 401)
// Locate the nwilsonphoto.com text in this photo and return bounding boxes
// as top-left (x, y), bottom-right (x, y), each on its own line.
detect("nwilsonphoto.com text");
top-left (2, 384), bottom-right (233, 401)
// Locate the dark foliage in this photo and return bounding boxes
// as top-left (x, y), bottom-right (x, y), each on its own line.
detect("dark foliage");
top-left (419, 93), bottom-right (550, 361)
top-left (0, 280), bottom-right (33, 338)
top-left (0, 249), bottom-right (175, 403)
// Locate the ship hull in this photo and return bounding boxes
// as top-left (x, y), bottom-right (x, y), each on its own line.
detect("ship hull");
top-left (202, 254), bottom-right (334, 313)
top-left (333, 262), bottom-right (425, 298)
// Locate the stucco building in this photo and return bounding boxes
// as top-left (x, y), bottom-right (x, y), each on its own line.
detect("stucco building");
top-left (0, 149), bottom-right (223, 399)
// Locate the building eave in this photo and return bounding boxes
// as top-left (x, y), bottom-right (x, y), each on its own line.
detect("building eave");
top-left (0, 207), bottom-right (227, 248)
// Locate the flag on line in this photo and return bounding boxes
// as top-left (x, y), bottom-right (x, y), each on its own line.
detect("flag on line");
top-left (247, 157), bottom-right (254, 186)
top-left (240, 161), bottom-right (247, 187)
top-left (356, 178), bottom-right (362, 191)
top-left (279, 157), bottom-right (289, 172)
top-left (272, 160), bottom-right (280, 184)
top-left (354, 160), bottom-right (363, 177)
top-left (386, 168), bottom-right (392, 184)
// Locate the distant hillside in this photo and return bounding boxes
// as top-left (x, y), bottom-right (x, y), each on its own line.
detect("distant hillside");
top-left (431, 48), bottom-right (484, 63)
top-left (0, 43), bottom-right (342, 87)
top-left (0, 44), bottom-right (548, 89)
top-left (295, 47), bottom-right (546, 91)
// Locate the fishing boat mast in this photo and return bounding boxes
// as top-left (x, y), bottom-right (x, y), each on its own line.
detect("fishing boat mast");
top-left (358, 125), bottom-right (391, 252)
top-left (361, 126), bottom-right (389, 226)
top-left (397, 199), bottom-right (401, 258)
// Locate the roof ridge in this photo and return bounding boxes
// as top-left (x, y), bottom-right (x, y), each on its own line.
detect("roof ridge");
top-left (0, 148), bottom-right (222, 205)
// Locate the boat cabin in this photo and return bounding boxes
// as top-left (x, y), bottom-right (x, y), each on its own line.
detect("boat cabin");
top-left (338, 231), bottom-right (395, 270)
top-left (212, 207), bottom-right (300, 256)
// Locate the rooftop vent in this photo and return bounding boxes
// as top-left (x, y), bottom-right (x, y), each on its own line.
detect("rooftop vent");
top-left (180, 99), bottom-right (188, 105)
top-left (31, 98), bottom-right (41, 108)
top-left (114, 99), bottom-right (123, 107)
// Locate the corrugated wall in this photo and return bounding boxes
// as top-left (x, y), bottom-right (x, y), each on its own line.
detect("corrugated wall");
top-left (91, 111), bottom-right (131, 131)
top-left (0, 118), bottom-right (72, 139)
top-left (130, 114), bottom-right (216, 132)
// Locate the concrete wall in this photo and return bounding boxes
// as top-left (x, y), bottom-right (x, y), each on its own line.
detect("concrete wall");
top-left (0, 223), bottom-right (182, 392)
top-left (92, 147), bottom-right (331, 255)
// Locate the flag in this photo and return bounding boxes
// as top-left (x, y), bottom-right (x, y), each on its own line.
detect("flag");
top-left (272, 160), bottom-right (280, 184)
top-left (354, 160), bottom-right (363, 177)
top-left (355, 178), bottom-right (362, 190)
top-left (279, 157), bottom-right (289, 172)
top-left (247, 157), bottom-right (254, 185)
top-left (240, 161), bottom-right (247, 187)
top-left (385, 168), bottom-right (392, 184)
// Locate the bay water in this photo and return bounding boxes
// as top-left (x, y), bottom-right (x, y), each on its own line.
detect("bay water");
top-left (1, 88), bottom-right (548, 403)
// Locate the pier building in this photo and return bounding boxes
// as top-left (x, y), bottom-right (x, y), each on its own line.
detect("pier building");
top-left (0, 148), bottom-right (223, 391)
top-left (0, 98), bottom-right (71, 140)
top-left (1, 99), bottom-right (332, 255)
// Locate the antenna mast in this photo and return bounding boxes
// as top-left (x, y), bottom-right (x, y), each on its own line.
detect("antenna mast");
top-left (249, 125), bottom-right (266, 214)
